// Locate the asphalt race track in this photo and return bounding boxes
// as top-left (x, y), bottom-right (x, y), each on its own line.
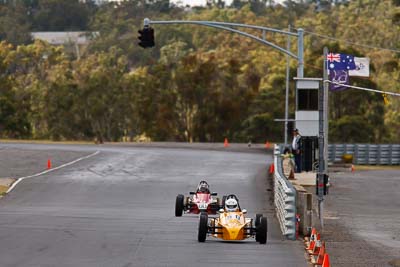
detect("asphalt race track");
top-left (0, 144), bottom-right (306, 267)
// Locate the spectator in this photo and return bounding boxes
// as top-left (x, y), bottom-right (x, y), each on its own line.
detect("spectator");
top-left (291, 128), bottom-right (302, 173)
top-left (282, 146), bottom-right (295, 179)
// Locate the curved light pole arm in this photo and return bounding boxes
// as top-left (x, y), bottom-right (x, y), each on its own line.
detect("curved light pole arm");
top-left (147, 19), bottom-right (299, 60)
top-left (203, 23), bottom-right (298, 59)
top-left (148, 20), bottom-right (298, 37)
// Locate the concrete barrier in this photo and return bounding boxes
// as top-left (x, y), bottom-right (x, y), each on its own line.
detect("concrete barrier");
top-left (293, 184), bottom-right (312, 236)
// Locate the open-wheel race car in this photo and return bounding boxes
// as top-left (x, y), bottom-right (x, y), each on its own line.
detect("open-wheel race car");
top-left (197, 194), bottom-right (267, 244)
top-left (175, 181), bottom-right (221, 216)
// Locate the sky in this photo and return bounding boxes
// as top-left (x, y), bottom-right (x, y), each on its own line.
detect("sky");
top-left (171, 0), bottom-right (286, 6)
top-left (171, 0), bottom-right (229, 5)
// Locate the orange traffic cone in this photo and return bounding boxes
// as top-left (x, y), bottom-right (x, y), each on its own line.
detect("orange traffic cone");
top-left (265, 141), bottom-right (271, 149)
top-left (312, 242), bottom-right (325, 265)
top-left (351, 164), bottom-right (355, 172)
top-left (322, 253), bottom-right (330, 267)
top-left (47, 159), bottom-right (52, 169)
top-left (306, 239), bottom-right (316, 253)
top-left (306, 228), bottom-right (317, 246)
top-left (311, 238), bottom-right (324, 256)
top-left (310, 228), bottom-right (317, 238)
top-left (268, 163), bottom-right (275, 174)
top-left (224, 138), bottom-right (229, 147)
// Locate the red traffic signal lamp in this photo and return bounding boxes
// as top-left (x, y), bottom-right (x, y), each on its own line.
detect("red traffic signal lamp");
top-left (316, 174), bottom-right (329, 195)
top-left (138, 26), bottom-right (155, 48)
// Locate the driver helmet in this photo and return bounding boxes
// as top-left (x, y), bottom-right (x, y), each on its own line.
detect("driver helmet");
top-left (225, 198), bottom-right (239, 212)
top-left (197, 181), bottom-right (210, 193)
top-left (197, 180), bottom-right (210, 193)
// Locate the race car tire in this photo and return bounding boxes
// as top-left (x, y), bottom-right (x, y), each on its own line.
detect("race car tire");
top-left (255, 214), bottom-right (263, 227)
top-left (175, 194), bottom-right (184, 217)
top-left (255, 214), bottom-right (263, 241)
top-left (256, 217), bottom-right (268, 244)
top-left (198, 213), bottom-right (208, 242)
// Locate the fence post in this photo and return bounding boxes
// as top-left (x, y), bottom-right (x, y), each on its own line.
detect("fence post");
top-left (332, 144), bottom-right (336, 163)
top-left (377, 145), bottom-right (382, 165)
top-left (354, 144), bottom-right (359, 165)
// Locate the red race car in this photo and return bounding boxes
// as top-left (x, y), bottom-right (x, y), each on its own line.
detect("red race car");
top-left (175, 181), bottom-right (221, 216)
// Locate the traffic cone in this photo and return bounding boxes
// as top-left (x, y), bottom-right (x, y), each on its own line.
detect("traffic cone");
top-left (265, 141), bottom-right (270, 149)
top-left (306, 228), bottom-right (317, 246)
top-left (311, 238), bottom-right (323, 256)
top-left (312, 242), bottom-right (325, 265)
top-left (306, 238), bottom-right (316, 253)
top-left (47, 159), bottom-right (52, 169)
top-left (322, 253), bottom-right (330, 267)
top-left (310, 228), bottom-right (317, 239)
top-left (351, 164), bottom-right (355, 172)
top-left (224, 138), bottom-right (229, 147)
top-left (268, 163), bottom-right (274, 174)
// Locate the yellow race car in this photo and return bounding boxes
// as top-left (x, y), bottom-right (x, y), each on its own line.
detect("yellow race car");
top-left (197, 194), bottom-right (267, 244)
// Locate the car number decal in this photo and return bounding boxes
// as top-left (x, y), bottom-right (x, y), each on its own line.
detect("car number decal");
top-left (226, 214), bottom-right (241, 220)
top-left (198, 202), bottom-right (208, 209)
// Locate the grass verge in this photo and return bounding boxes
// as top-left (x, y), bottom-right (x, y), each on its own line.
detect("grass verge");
top-left (0, 185), bottom-right (8, 196)
top-left (354, 165), bottom-right (400, 171)
top-left (0, 139), bottom-right (94, 145)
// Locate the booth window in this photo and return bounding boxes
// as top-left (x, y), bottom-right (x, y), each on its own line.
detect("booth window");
top-left (298, 89), bottom-right (318, 110)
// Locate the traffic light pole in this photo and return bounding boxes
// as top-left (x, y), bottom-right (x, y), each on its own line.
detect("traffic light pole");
top-left (144, 18), bottom-right (304, 78)
top-left (284, 25), bottom-right (291, 146)
top-left (316, 47), bottom-right (329, 229)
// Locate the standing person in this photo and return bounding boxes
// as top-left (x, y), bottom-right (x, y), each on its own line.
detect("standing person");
top-left (292, 128), bottom-right (302, 173)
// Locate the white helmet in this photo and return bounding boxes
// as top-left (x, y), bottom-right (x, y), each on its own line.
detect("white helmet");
top-left (225, 198), bottom-right (239, 212)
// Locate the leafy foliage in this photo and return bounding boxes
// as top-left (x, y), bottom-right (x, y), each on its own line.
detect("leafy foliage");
top-left (0, 0), bottom-right (398, 143)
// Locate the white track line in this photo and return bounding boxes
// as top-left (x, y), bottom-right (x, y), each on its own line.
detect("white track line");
top-left (6, 151), bottom-right (100, 194)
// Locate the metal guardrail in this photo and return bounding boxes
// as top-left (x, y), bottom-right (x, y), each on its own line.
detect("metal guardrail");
top-left (328, 144), bottom-right (400, 165)
top-left (273, 145), bottom-right (297, 240)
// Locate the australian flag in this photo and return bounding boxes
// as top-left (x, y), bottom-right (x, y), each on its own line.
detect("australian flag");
top-left (327, 53), bottom-right (356, 91)
top-left (326, 53), bottom-right (357, 71)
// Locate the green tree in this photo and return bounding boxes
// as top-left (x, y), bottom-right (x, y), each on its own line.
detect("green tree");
top-left (32, 0), bottom-right (94, 31)
top-left (0, 3), bottom-right (32, 45)
top-left (0, 42), bottom-right (31, 138)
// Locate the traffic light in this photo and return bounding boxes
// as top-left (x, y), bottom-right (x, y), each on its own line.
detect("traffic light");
top-left (316, 174), bottom-right (329, 195)
top-left (138, 27), bottom-right (155, 48)
top-left (323, 174), bottom-right (329, 195)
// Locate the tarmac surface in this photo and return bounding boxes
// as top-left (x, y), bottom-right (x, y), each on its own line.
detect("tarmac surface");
top-left (323, 170), bottom-right (400, 267)
top-left (0, 143), bottom-right (307, 267)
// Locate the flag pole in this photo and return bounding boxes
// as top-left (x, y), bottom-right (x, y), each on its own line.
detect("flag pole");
top-left (324, 50), bottom-right (329, 182)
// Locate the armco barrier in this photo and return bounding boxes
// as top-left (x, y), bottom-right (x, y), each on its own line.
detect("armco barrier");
top-left (273, 145), bottom-right (297, 240)
top-left (329, 143), bottom-right (400, 165)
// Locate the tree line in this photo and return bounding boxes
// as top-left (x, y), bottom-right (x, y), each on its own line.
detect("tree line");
top-left (0, 0), bottom-right (399, 143)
